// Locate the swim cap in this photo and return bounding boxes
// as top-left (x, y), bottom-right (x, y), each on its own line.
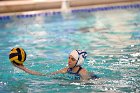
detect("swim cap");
top-left (70, 50), bottom-right (87, 66)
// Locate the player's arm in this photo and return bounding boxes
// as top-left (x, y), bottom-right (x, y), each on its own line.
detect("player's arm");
top-left (79, 68), bottom-right (90, 81)
top-left (13, 63), bottom-right (45, 76)
top-left (50, 67), bottom-right (68, 75)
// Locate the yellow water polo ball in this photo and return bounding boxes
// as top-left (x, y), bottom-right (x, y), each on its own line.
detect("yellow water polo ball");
top-left (9, 47), bottom-right (26, 65)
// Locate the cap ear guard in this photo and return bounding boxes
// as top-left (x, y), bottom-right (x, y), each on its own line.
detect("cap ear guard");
top-left (75, 50), bottom-right (87, 66)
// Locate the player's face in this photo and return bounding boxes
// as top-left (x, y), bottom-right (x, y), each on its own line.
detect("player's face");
top-left (68, 55), bottom-right (77, 68)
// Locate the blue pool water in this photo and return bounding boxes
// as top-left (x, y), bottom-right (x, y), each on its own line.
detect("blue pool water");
top-left (0, 4), bottom-right (140, 93)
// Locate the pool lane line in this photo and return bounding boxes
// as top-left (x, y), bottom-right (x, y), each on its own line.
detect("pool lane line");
top-left (0, 3), bottom-right (140, 21)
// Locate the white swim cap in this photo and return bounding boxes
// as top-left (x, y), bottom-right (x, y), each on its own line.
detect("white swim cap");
top-left (70, 50), bottom-right (87, 66)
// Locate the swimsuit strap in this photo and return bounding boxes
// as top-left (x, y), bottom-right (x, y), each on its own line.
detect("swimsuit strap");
top-left (76, 66), bottom-right (82, 74)
top-left (67, 66), bottom-right (83, 74)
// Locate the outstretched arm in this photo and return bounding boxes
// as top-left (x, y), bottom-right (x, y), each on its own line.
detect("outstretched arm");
top-left (50, 67), bottom-right (68, 75)
top-left (12, 63), bottom-right (68, 76)
top-left (13, 63), bottom-right (45, 76)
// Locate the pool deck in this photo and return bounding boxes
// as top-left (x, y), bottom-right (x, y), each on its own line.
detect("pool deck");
top-left (0, 0), bottom-right (140, 16)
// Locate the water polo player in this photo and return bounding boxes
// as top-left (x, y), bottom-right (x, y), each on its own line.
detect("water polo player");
top-left (50, 50), bottom-right (98, 80)
top-left (10, 48), bottom-right (98, 80)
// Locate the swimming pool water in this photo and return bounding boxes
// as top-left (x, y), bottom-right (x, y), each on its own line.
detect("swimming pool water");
top-left (0, 5), bottom-right (140, 93)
